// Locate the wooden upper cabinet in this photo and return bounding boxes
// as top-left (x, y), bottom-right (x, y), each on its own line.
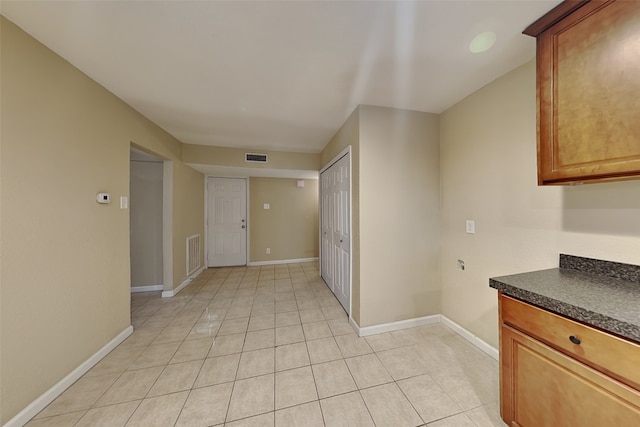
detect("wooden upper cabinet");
top-left (524, 0), bottom-right (640, 185)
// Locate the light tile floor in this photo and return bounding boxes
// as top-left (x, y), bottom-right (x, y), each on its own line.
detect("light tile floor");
top-left (28, 262), bottom-right (506, 426)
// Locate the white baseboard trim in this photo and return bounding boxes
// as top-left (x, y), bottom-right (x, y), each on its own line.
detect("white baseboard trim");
top-left (247, 257), bottom-right (319, 267)
top-left (191, 265), bottom-right (206, 278)
top-left (130, 285), bottom-right (163, 293)
top-left (161, 266), bottom-right (205, 298)
top-left (348, 316), bottom-right (361, 335)
top-left (4, 326), bottom-right (133, 427)
top-left (441, 315), bottom-right (499, 361)
top-left (347, 313), bottom-right (499, 361)
top-left (353, 314), bottom-right (441, 337)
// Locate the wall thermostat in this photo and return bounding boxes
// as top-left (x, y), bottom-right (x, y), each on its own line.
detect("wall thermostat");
top-left (96, 193), bottom-right (111, 204)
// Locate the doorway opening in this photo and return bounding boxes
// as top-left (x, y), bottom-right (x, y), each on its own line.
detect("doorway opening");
top-left (129, 146), bottom-right (173, 294)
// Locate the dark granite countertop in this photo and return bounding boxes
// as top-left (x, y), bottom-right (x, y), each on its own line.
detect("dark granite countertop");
top-left (490, 255), bottom-right (640, 343)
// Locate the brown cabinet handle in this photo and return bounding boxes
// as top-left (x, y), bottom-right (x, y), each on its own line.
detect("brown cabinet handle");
top-left (569, 335), bottom-right (581, 345)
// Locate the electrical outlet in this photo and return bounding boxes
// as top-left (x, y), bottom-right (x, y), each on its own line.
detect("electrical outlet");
top-left (266, 248), bottom-right (271, 254)
top-left (465, 220), bottom-right (475, 234)
top-left (457, 259), bottom-right (465, 271)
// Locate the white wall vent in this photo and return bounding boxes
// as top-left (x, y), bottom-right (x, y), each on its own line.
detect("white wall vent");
top-left (186, 234), bottom-right (201, 277)
top-left (245, 153), bottom-right (268, 163)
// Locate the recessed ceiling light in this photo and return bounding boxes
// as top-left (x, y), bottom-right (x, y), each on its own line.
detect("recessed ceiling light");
top-left (469, 31), bottom-right (497, 53)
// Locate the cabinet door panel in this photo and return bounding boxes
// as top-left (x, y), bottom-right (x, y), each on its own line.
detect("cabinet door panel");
top-left (501, 295), bottom-right (640, 391)
top-left (535, 0), bottom-right (640, 184)
top-left (501, 325), bottom-right (640, 426)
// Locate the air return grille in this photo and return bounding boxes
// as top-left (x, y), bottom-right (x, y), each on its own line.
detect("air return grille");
top-left (245, 153), bottom-right (268, 163)
top-left (186, 234), bottom-right (201, 277)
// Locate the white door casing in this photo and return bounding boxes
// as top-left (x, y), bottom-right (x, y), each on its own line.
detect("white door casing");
top-left (207, 177), bottom-right (247, 267)
top-left (320, 152), bottom-right (351, 314)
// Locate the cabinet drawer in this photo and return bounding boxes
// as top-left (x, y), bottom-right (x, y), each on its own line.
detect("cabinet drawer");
top-left (501, 325), bottom-right (640, 426)
top-left (500, 294), bottom-right (640, 390)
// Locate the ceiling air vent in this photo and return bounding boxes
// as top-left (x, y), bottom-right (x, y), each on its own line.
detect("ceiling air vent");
top-left (245, 153), bottom-right (268, 163)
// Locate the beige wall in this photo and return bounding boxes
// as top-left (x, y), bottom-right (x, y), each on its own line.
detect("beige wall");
top-left (358, 106), bottom-right (441, 327)
top-left (171, 162), bottom-right (204, 285)
top-left (0, 18), bottom-right (203, 423)
top-left (439, 60), bottom-right (640, 349)
top-left (183, 143), bottom-right (320, 171)
top-left (249, 178), bottom-right (319, 262)
top-left (320, 106), bottom-right (440, 328)
top-left (321, 108), bottom-right (361, 323)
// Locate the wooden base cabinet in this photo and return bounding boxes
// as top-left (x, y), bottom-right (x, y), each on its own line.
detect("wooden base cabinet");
top-left (499, 294), bottom-right (640, 426)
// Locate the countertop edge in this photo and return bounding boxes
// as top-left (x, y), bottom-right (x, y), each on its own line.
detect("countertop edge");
top-left (489, 278), bottom-right (640, 343)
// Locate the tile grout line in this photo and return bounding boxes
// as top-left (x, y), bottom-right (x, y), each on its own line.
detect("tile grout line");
top-left (38, 262), bottom-right (501, 426)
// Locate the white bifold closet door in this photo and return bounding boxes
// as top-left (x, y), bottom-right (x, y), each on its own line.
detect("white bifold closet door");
top-left (320, 153), bottom-right (350, 315)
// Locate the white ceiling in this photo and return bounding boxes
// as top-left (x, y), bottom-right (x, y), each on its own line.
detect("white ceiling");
top-left (1, 0), bottom-right (561, 154)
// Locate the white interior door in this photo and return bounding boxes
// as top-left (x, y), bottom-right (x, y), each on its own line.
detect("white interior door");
top-left (320, 153), bottom-right (350, 314)
top-left (332, 155), bottom-right (350, 312)
top-left (207, 177), bottom-right (247, 267)
top-left (321, 171), bottom-right (333, 291)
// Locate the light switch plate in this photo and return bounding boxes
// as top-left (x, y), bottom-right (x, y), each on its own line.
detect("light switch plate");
top-left (264, 203), bottom-right (270, 210)
top-left (465, 220), bottom-right (475, 234)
